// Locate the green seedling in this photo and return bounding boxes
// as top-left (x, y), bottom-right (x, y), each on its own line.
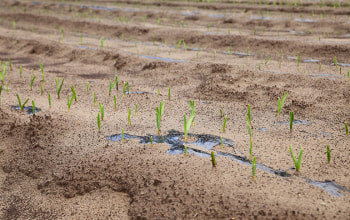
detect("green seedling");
top-left (175, 39), bottom-right (182, 50)
top-left (99, 102), bottom-right (104, 120)
top-left (150, 136), bottom-right (153, 146)
top-left (340, 66), bottom-right (342, 75)
top-left (109, 79), bottom-right (117, 96)
top-left (277, 92), bottom-right (288, 117)
top-left (12, 20), bottom-right (16, 30)
top-left (16, 94), bottom-right (29, 110)
top-left (246, 47), bottom-right (250, 56)
top-left (61, 28), bottom-right (64, 41)
top-left (184, 110), bottom-right (195, 141)
top-left (121, 128), bottom-right (124, 141)
top-left (247, 104), bottom-right (252, 126)
top-left (190, 100), bottom-right (195, 126)
top-left (126, 82), bottom-right (129, 94)
top-left (223, 115), bottom-right (227, 133)
top-left (55, 77), bottom-right (64, 99)
top-left (135, 103), bottom-right (138, 116)
top-left (32, 100), bottom-right (35, 115)
top-left (9, 59), bottom-right (12, 70)
top-left (220, 108), bottom-right (223, 117)
top-left (30, 75), bottom-right (36, 91)
top-left (48, 93), bottom-right (51, 108)
top-left (70, 86), bottom-right (77, 102)
top-left (326, 145), bottom-right (331, 163)
top-left (265, 56), bottom-right (271, 65)
top-left (347, 71), bottom-right (349, 80)
top-left (39, 62), bottom-right (45, 83)
top-left (67, 95), bottom-right (74, 111)
top-left (97, 112), bottom-right (101, 132)
top-left (228, 45), bottom-right (232, 55)
top-left (246, 114), bottom-right (252, 139)
top-left (252, 157), bottom-right (256, 181)
top-left (183, 40), bottom-right (187, 50)
top-left (113, 95), bottom-right (117, 111)
top-left (123, 82), bottom-right (126, 98)
top-left (114, 73), bottom-right (118, 90)
top-left (159, 100), bottom-right (165, 119)
top-left (259, 63), bottom-right (261, 71)
top-left (213, 50), bottom-right (216, 61)
top-left (168, 86), bottom-right (171, 100)
top-left (19, 66), bottom-right (22, 78)
top-left (289, 144), bottom-right (303, 172)
top-left (184, 145), bottom-right (188, 156)
top-left (158, 89), bottom-right (160, 97)
top-left (6, 83), bottom-right (9, 94)
top-left (156, 107), bottom-right (161, 134)
top-left (128, 108), bottom-right (131, 125)
top-left (319, 63), bottom-right (322, 72)
top-left (40, 84), bottom-right (43, 95)
top-left (249, 139), bottom-right (253, 159)
top-left (86, 82), bottom-right (89, 94)
top-left (297, 53), bottom-right (300, 67)
top-left (211, 151), bottom-right (216, 167)
top-left (290, 111), bottom-right (294, 132)
top-left (0, 85), bottom-right (2, 105)
top-left (93, 92), bottom-right (96, 106)
top-left (345, 122), bottom-right (348, 135)
top-left (121, 33), bottom-right (124, 41)
top-left (334, 56), bottom-right (338, 69)
top-left (100, 38), bottom-right (105, 49)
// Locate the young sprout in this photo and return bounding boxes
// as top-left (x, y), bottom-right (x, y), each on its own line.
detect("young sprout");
top-left (184, 110), bottom-right (195, 141)
top-left (265, 56), bottom-right (271, 65)
top-left (211, 151), bottom-right (216, 167)
top-left (121, 33), bottom-right (124, 41)
top-left (128, 108), bottom-right (131, 125)
top-left (121, 128), bottom-right (124, 141)
top-left (32, 100), bottom-right (35, 115)
top-left (246, 115), bottom-right (252, 140)
top-left (213, 50), bottom-right (216, 61)
top-left (67, 95), bottom-right (74, 111)
top-left (228, 45), bottom-right (232, 56)
top-left (16, 94), bottom-right (29, 110)
top-left (0, 85), bottom-right (2, 105)
top-left (168, 86), bottom-right (171, 100)
top-left (150, 136), bottom-right (153, 146)
top-left (100, 38), bottom-right (105, 49)
top-left (247, 104), bottom-right (252, 126)
top-left (259, 63), bottom-right (261, 71)
top-left (297, 53), bottom-right (300, 67)
top-left (290, 111), bottom-right (294, 132)
top-left (252, 157), bottom-right (256, 181)
top-left (319, 63), bottom-right (322, 72)
top-left (99, 102), bottom-right (104, 120)
top-left (135, 103), bottom-right (138, 116)
top-left (277, 92), bottom-right (288, 117)
top-left (93, 92), bottom-right (96, 106)
top-left (220, 108), bottom-right (223, 117)
top-left (97, 112), bottom-right (101, 132)
top-left (289, 144), bottom-right (303, 172)
top-left (184, 145), bottom-right (188, 156)
top-left (334, 56), bottom-right (338, 69)
top-left (340, 66), bottom-right (342, 75)
top-left (126, 82), bottom-right (129, 94)
top-left (48, 93), bottom-right (51, 108)
top-left (223, 115), bottom-right (227, 133)
top-left (123, 82), bottom-right (126, 98)
top-left (39, 62), bottom-right (45, 83)
top-left (158, 89), bottom-right (160, 97)
top-left (114, 73), bottom-right (118, 90)
top-left (86, 82), bottom-right (89, 94)
top-left (70, 86), bottom-right (77, 102)
top-left (347, 71), bottom-right (349, 80)
top-left (61, 28), bottom-right (64, 41)
top-left (249, 139), bottom-right (253, 159)
top-left (40, 84), bottom-right (43, 95)
top-left (220, 136), bottom-right (223, 149)
top-left (345, 122), bottom-right (349, 135)
top-left (246, 47), bottom-right (249, 56)
top-left (6, 83), bottom-right (9, 94)
top-left (175, 39), bottom-right (182, 50)
top-left (326, 145), bottom-right (331, 163)
top-left (109, 79), bottom-right (117, 96)
top-left (113, 95), bottom-right (117, 111)
top-left (30, 75), bottom-right (36, 91)
top-left (9, 59), bottom-right (12, 71)
top-left (156, 107), bottom-right (161, 134)
top-left (55, 77), bottom-right (64, 99)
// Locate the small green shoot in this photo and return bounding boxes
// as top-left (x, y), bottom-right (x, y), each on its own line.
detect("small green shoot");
top-left (126, 82), bottom-right (129, 94)
top-left (6, 83), bottom-right (9, 94)
top-left (121, 128), bottom-right (124, 141)
top-left (347, 71), bottom-right (349, 80)
top-left (19, 66), bottom-right (23, 78)
top-left (40, 84), bottom-right (43, 95)
top-left (135, 103), bottom-right (138, 116)
top-left (158, 89), bottom-right (160, 97)
top-left (100, 38), bottom-right (105, 49)
top-left (150, 136), bottom-right (153, 146)
top-left (326, 145), bottom-right (331, 163)
top-left (334, 56), bottom-right (338, 69)
top-left (265, 56), bottom-right (271, 65)
top-left (213, 50), bottom-right (216, 61)
top-left (249, 139), bottom-right (253, 159)
top-left (297, 53), bottom-right (300, 67)
top-left (67, 95), bottom-right (74, 111)
top-left (114, 95), bottom-right (117, 111)
top-left (184, 111), bottom-right (195, 141)
top-left (168, 86), bottom-right (171, 100)
top-left (252, 157), bottom-right (256, 181)
top-left (247, 104), bottom-right (252, 126)
top-left (97, 112), bottom-right (101, 132)
top-left (246, 115), bottom-right (252, 140)
top-left (0, 85), bottom-right (2, 105)
top-left (109, 79), bottom-right (117, 96)
top-left (32, 100), bottom-right (35, 115)
top-left (184, 146), bottom-right (188, 156)
top-left (61, 28), bottom-right (64, 41)
top-left (277, 92), bottom-right (288, 117)
top-left (345, 122), bottom-right (348, 135)
top-left (123, 82), bottom-right (126, 98)
top-left (99, 102), bottom-right (104, 120)
top-left (128, 108), bottom-right (131, 125)
top-left (48, 93), bottom-right (51, 108)
top-left (220, 136), bottom-right (223, 149)
top-left (93, 92), bottom-right (96, 106)
top-left (290, 111), bottom-right (294, 132)
top-left (70, 86), bottom-right (77, 102)
top-left (55, 77), bottom-right (64, 99)
top-left (223, 115), bottom-right (227, 133)
top-left (16, 94), bottom-right (29, 110)
top-left (156, 107), bottom-right (161, 134)
top-left (30, 75), bottom-right (36, 91)
top-left (211, 151), bottom-right (216, 167)
top-left (289, 145), bottom-right (303, 172)
top-left (9, 59), bottom-right (12, 70)
top-left (86, 82), bottom-right (89, 94)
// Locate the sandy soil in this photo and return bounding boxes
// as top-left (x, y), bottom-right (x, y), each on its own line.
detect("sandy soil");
top-left (0, 0), bottom-right (349, 219)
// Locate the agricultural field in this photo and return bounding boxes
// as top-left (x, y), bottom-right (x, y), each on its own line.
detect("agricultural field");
top-left (0, 0), bottom-right (349, 219)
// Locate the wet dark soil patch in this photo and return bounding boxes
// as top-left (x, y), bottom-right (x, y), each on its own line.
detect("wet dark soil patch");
top-left (11, 106), bottom-right (41, 115)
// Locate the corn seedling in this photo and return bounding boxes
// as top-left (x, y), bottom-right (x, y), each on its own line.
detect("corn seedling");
top-left (67, 95), bottom-right (74, 111)
top-left (32, 100), bottom-right (35, 115)
top-left (30, 75), bottom-right (36, 91)
top-left (319, 63), bottom-right (322, 72)
top-left (135, 103), bottom-right (138, 116)
top-left (156, 107), bottom-right (161, 134)
top-left (158, 89), bottom-right (160, 97)
top-left (334, 56), bottom-right (338, 69)
top-left (211, 151), bottom-right (216, 167)
top-left (297, 53), bottom-right (300, 67)
top-left (93, 92), bottom-right (96, 106)
top-left (289, 111), bottom-right (294, 132)
top-left (109, 79), bottom-right (117, 96)
top-left (175, 39), bottom-right (182, 50)
top-left (70, 86), bottom-right (77, 102)
top-left (326, 145), bottom-right (331, 163)
top-left (228, 45), bottom-right (232, 55)
top-left (213, 50), bottom-right (216, 61)
top-left (246, 47), bottom-right (250, 56)
top-left (121, 128), bottom-right (124, 141)
top-left (252, 157), bottom-right (256, 181)
top-left (100, 38), bottom-right (105, 49)
top-left (40, 84), bottom-right (43, 95)
top-left (220, 108), bottom-right (223, 117)
top-left (97, 112), bottom-right (101, 132)
top-left (184, 110), bottom-right (195, 141)
top-left (61, 28), bottom-right (64, 41)
top-left (168, 86), bottom-right (171, 100)
top-left (39, 62), bottom-right (45, 83)
top-left (150, 136), bottom-right (153, 146)
top-left (86, 82), bottom-right (89, 94)
top-left (289, 145), bottom-right (303, 172)
top-left (126, 82), bottom-right (129, 94)
top-left (265, 56), bottom-right (271, 65)
top-left (16, 94), bottom-right (29, 110)
top-left (114, 73), bottom-right (118, 90)
top-left (247, 104), bottom-right (252, 126)
top-left (277, 92), bottom-right (288, 117)
top-left (6, 83), bottom-right (9, 94)
top-left (48, 93), bottom-right (51, 108)
top-left (249, 139), bottom-right (253, 159)
top-left (123, 82), bottom-right (126, 98)
top-left (347, 71), bottom-right (349, 80)
top-left (340, 66), bottom-right (342, 75)
top-left (99, 102), bottom-right (105, 120)
top-left (19, 66), bottom-right (22, 78)
top-left (9, 59), bottom-right (12, 71)
top-left (259, 63), bottom-right (261, 70)
top-left (184, 145), bottom-right (188, 156)
top-left (128, 108), bottom-right (131, 125)
top-left (55, 77), bottom-right (64, 99)
top-left (223, 115), bottom-right (227, 133)
top-left (0, 85), bottom-right (2, 105)
top-left (345, 122), bottom-right (348, 135)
